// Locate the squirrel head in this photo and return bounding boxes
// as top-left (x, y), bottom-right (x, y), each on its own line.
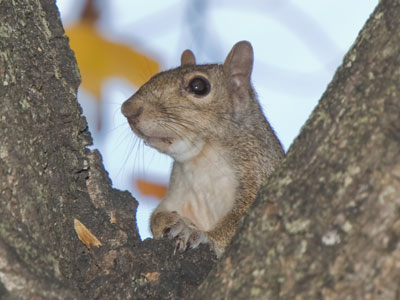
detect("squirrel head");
top-left (122, 41), bottom-right (259, 162)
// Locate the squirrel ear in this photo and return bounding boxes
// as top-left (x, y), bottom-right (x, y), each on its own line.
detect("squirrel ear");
top-left (223, 41), bottom-right (253, 88)
top-left (181, 49), bottom-right (196, 66)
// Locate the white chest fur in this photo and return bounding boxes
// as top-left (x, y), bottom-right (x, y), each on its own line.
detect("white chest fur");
top-left (159, 145), bottom-right (238, 232)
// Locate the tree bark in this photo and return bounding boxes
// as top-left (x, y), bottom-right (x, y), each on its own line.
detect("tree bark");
top-left (194, 0), bottom-right (400, 299)
top-left (1, 0), bottom-right (399, 299)
top-left (0, 1), bottom-right (215, 299)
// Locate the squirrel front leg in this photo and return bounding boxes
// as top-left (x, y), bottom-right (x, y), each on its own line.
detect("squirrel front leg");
top-left (205, 208), bottom-right (244, 256)
top-left (206, 188), bottom-right (256, 256)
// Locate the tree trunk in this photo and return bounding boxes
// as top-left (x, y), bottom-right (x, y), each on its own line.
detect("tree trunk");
top-left (194, 0), bottom-right (400, 299)
top-left (1, 0), bottom-right (399, 299)
top-left (0, 1), bottom-right (215, 299)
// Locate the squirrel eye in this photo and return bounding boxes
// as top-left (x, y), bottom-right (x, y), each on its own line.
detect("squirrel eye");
top-left (188, 76), bottom-right (210, 96)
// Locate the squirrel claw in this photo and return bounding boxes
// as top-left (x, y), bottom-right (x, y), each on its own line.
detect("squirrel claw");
top-left (174, 238), bottom-right (188, 254)
top-left (164, 219), bottom-right (185, 239)
top-left (187, 231), bottom-right (205, 249)
top-left (173, 227), bottom-right (208, 254)
top-left (163, 217), bottom-right (209, 254)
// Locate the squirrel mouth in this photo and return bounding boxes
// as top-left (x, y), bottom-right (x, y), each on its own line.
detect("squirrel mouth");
top-left (128, 122), bottom-right (174, 146)
top-left (135, 128), bottom-right (173, 145)
top-left (145, 136), bottom-right (173, 145)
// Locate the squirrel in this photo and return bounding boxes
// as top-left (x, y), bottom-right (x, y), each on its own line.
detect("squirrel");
top-left (121, 41), bottom-right (284, 257)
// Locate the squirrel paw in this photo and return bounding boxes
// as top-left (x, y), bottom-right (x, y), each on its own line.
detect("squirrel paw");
top-left (162, 219), bottom-right (208, 253)
top-left (151, 211), bottom-right (208, 253)
top-left (174, 225), bottom-right (208, 253)
top-left (162, 217), bottom-right (186, 239)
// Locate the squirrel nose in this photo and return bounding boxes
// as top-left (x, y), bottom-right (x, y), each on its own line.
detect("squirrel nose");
top-left (130, 106), bottom-right (143, 120)
top-left (122, 101), bottom-right (143, 119)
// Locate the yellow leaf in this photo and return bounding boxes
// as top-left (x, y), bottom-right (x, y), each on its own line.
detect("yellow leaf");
top-left (136, 178), bottom-right (167, 199)
top-left (66, 20), bottom-right (160, 100)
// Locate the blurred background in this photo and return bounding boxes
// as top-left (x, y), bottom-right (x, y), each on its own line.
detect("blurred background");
top-left (56, 0), bottom-right (377, 239)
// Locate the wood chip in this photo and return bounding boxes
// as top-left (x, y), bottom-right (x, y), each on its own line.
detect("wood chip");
top-left (143, 272), bottom-right (160, 283)
top-left (74, 218), bottom-right (102, 249)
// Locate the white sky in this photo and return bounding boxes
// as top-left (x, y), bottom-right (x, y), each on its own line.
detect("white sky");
top-left (57, 0), bottom-right (377, 238)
